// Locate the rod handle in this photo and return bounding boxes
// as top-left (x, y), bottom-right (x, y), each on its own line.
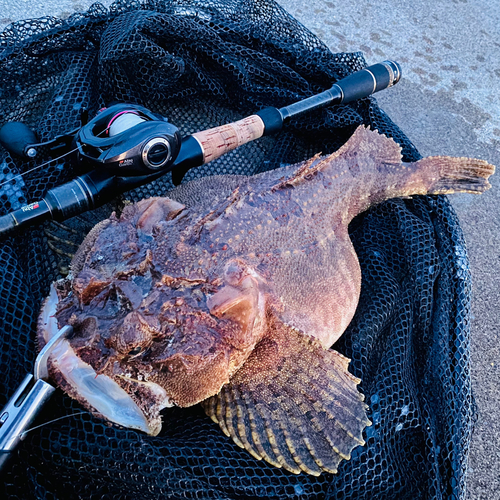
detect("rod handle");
top-left (191, 114), bottom-right (265, 165)
top-left (334, 60), bottom-right (402, 104)
top-left (279, 60), bottom-right (402, 121)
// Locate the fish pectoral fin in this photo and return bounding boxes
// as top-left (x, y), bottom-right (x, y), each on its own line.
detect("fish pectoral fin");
top-left (201, 321), bottom-right (371, 475)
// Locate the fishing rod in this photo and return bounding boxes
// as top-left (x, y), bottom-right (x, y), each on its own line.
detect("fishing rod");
top-left (0, 60), bottom-right (401, 238)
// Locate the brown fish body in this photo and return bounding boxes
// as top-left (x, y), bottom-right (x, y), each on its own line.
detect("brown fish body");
top-left (155, 125), bottom-right (491, 348)
top-left (38, 126), bottom-right (495, 475)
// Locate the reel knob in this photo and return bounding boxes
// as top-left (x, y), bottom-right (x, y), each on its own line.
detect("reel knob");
top-left (0, 122), bottom-right (39, 158)
top-left (142, 137), bottom-right (172, 169)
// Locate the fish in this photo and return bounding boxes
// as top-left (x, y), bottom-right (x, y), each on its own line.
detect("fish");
top-left (37, 125), bottom-right (495, 475)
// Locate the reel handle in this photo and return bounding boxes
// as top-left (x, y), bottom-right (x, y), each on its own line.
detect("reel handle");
top-left (0, 122), bottom-right (38, 159)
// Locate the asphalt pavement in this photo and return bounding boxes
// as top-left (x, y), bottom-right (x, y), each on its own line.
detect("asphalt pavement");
top-left (1, 1), bottom-right (499, 499)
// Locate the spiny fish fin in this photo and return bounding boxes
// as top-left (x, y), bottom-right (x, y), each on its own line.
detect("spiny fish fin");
top-left (185, 186), bottom-right (242, 238)
top-left (272, 125), bottom-right (403, 191)
top-left (271, 153), bottom-right (323, 191)
top-left (332, 125), bottom-right (403, 166)
top-left (201, 320), bottom-right (371, 475)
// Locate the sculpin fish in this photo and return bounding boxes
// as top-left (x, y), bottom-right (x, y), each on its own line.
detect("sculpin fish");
top-left (38, 126), bottom-right (495, 475)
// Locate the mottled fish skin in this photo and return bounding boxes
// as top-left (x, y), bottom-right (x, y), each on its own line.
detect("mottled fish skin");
top-left (161, 125), bottom-right (494, 348)
top-left (38, 125), bottom-right (495, 475)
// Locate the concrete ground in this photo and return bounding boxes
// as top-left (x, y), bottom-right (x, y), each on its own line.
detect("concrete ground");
top-left (1, 1), bottom-right (498, 499)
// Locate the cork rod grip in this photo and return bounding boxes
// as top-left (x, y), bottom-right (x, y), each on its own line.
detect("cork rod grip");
top-left (192, 115), bottom-right (265, 164)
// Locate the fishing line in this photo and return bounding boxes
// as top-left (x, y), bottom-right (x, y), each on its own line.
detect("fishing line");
top-left (17, 411), bottom-right (87, 439)
top-left (0, 147), bottom-right (79, 189)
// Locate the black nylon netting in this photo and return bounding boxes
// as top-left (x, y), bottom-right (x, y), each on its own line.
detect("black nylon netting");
top-left (0, 1), bottom-right (474, 499)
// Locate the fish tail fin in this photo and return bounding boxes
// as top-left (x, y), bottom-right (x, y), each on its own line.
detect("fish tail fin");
top-left (413, 156), bottom-right (495, 195)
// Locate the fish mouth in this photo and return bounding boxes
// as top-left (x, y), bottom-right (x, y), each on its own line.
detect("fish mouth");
top-left (39, 283), bottom-right (173, 436)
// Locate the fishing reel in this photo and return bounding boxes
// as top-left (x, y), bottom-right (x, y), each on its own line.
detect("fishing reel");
top-left (0, 60), bottom-right (402, 238)
top-left (76, 105), bottom-right (182, 174)
top-left (0, 104), bottom-right (182, 175)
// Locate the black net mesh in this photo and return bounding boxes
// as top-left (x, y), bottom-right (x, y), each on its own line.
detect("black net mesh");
top-left (0, 1), bottom-right (473, 498)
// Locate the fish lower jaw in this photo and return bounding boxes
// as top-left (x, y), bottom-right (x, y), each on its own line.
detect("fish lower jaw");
top-left (52, 344), bottom-right (168, 435)
top-left (116, 373), bottom-right (176, 410)
top-left (39, 283), bottom-right (171, 436)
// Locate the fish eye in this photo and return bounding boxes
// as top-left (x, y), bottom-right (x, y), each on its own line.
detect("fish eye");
top-left (128, 346), bottom-right (142, 356)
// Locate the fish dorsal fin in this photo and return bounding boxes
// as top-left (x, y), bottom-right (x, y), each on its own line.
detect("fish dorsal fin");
top-left (272, 125), bottom-right (403, 191)
top-left (332, 125), bottom-right (403, 166)
top-left (201, 319), bottom-right (371, 475)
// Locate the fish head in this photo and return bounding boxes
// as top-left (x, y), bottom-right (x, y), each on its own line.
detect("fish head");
top-left (39, 232), bottom-right (270, 436)
top-left (97, 257), bottom-right (268, 406)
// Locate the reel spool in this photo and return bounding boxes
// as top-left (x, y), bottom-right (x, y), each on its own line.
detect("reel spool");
top-left (107, 111), bottom-right (146, 136)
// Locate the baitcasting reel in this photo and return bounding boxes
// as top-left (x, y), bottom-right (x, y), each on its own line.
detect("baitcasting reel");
top-left (76, 105), bottom-right (182, 174)
top-left (0, 104), bottom-right (182, 175)
top-left (0, 60), bottom-right (401, 238)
